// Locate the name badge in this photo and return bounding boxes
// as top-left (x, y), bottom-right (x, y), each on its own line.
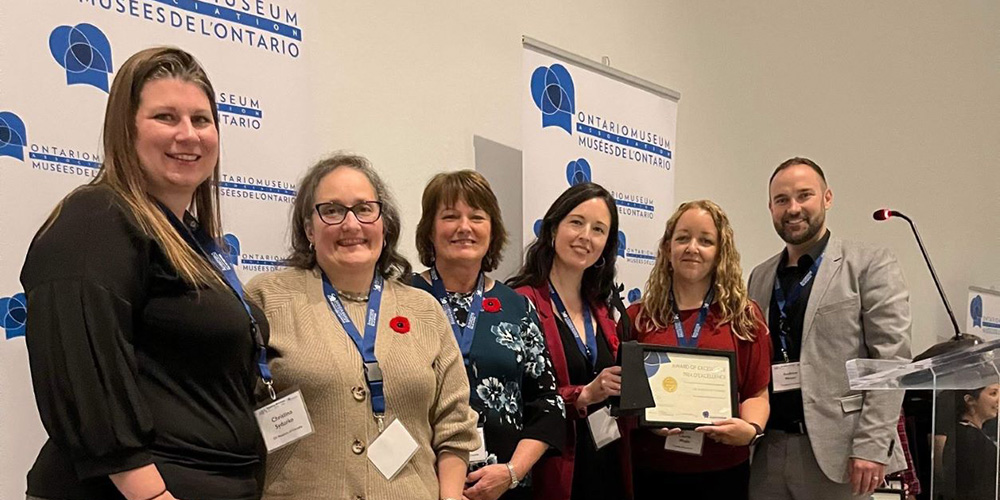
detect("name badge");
top-left (587, 406), bottom-right (621, 450)
top-left (255, 389), bottom-right (314, 453)
top-left (772, 362), bottom-right (802, 392)
top-left (470, 426), bottom-right (489, 463)
top-left (368, 419), bottom-right (419, 480)
top-left (664, 430), bottom-right (704, 455)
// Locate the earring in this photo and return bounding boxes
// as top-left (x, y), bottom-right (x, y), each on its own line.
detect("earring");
top-left (309, 242), bottom-right (315, 252)
top-left (593, 256), bottom-right (606, 268)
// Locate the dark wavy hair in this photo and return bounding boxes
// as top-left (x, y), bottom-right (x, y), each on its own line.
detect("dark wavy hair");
top-left (286, 152), bottom-right (412, 280)
top-left (507, 182), bottom-right (619, 305)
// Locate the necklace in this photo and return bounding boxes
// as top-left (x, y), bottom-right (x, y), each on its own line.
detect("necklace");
top-left (338, 290), bottom-right (370, 302)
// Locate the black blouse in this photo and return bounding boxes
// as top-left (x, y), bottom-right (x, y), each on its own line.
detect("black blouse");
top-left (20, 186), bottom-right (268, 500)
top-left (949, 423), bottom-right (998, 500)
top-left (557, 319), bottom-right (624, 500)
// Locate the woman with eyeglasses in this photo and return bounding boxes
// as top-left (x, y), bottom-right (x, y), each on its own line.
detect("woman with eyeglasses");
top-left (245, 153), bottom-right (479, 500)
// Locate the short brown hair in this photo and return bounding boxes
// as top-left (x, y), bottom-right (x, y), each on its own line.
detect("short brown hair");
top-left (415, 170), bottom-right (507, 272)
top-left (769, 157), bottom-right (827, 187)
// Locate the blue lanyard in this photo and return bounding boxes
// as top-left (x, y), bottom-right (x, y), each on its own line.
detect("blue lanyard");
top-left (157, 205), bottom-right (274, 397)
top-left (772, 253), bottom-right (824, 362)
top-left (668, 286), bottom-right (714, 348)
top-left (429, 268), bottom-right (484, 364)
top-left (548, 281), bottom-right (598, 367)
top-left (321, 272), bottom-right (386, 415)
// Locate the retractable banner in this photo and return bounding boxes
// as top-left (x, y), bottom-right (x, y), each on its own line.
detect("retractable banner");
top-left (522, 40), bottom-right (678, 308)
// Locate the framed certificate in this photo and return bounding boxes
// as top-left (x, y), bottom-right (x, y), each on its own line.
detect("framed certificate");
top-left (638, 344), bottom-right (739, 429)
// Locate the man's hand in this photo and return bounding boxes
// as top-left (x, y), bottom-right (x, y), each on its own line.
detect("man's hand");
top-left (849, 458), bottom-right (886, 496)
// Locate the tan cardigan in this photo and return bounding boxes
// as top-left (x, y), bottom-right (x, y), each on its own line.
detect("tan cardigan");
top-left (246, 267), bottom-right (479, 500)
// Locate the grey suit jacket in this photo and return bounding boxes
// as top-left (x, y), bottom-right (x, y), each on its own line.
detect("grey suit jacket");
top-left (748, 236), bottom-right (912, 482)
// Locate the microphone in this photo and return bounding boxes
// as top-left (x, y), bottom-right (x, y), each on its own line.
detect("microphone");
top-left (873, 208), bottom-right (981, 359)
top-left (872, 209), bottom-right (899, 221)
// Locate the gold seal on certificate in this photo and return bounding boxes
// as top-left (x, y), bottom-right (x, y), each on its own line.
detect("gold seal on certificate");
top-left (638, 345), bottom-right (739, 429)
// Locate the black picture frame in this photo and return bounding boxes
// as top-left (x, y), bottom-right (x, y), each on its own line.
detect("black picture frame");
top-left (636, 344), bottom-right (739, 429)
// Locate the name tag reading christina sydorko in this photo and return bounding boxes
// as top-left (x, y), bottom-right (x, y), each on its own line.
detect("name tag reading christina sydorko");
top-left (255, 389), bottom-right (315, 453)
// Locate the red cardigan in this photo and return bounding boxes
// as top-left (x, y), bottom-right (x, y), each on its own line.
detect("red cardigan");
top-left (514, 283), bottom-right (633, 500)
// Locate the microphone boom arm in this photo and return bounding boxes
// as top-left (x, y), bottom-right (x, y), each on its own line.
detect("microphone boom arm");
top-left (893, 212), bottom-right (962, 338)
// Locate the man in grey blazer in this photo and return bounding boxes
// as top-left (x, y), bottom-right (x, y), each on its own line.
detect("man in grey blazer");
top-left (747, 158), bottom-right (911, 500)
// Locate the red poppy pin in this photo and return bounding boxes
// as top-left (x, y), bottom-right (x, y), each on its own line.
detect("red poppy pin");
top-left (390, 316), bottom-right (410, 334)
top-left (482, 297), bottom-right (502, 313)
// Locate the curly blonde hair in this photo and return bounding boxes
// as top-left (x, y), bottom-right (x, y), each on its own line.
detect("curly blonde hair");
top-left (635, 200), bottom-right (759, 341)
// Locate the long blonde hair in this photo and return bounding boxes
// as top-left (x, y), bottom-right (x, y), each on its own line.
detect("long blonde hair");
top-left (46, 47), bottom-right (224, 288)
top-left (636, 200), bottom-right (759, 341)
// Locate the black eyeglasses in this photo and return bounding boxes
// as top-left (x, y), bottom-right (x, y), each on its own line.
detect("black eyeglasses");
top-left (314, 201), bottom-right (383, 225)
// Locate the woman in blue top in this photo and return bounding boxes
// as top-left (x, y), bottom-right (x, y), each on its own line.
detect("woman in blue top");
top-left (411, 170), bottom-right (565, 500)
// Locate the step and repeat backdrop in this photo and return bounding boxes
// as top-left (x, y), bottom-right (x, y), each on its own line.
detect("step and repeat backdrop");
top-left (0, 1), bottom-right (315, 497)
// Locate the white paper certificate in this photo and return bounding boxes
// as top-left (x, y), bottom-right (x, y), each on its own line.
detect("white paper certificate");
top-left (642, 349), bottom-right (735, 426)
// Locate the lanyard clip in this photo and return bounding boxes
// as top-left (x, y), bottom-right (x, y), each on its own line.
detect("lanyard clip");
top-left (375, 413), bottom-right (385, 433)
top-left (263, 378), bottom-right (276, 401)
top-left (364, 361), bottom-right (383, 382)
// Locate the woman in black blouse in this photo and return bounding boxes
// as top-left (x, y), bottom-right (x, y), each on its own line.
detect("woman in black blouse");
top-left (411, 170), bottom-right (565, 500)
top-left (942, 385), bottom-right (1000, 500)
top-left (21, 47), bottom-right (268, 500)
top-left (507, 183), bottom-right (630, 500)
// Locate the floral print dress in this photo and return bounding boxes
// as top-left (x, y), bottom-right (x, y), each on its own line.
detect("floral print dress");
top-left (411, 276), bottom-right (565, 496)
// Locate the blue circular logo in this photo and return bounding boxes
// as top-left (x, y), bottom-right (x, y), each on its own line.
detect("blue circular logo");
top-left (1, 293), bottom-right (28, 340)
top-left (0, 112), bottom-right (28, 160)
top-left (530, 64), bottom-right (576, 134)
top-left (49, 23), bottom-right (114, 92)
top-left (643, 351), bottom-right (670, 377)
top-left (223, 233), bottom-right (241, 267)
top-left (972, 295), bottom-right (984, 328)
top-left (565, 158), bottom-right (592, 186)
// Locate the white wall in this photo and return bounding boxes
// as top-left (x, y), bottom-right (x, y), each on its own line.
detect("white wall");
top-left (307, 1), bottom-right (1000, 354)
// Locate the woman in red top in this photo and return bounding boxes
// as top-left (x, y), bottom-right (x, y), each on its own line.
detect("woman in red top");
top-left (627, 199), bottom-right (770, 500)
top-left (508, 182), bottom-right (631, 500)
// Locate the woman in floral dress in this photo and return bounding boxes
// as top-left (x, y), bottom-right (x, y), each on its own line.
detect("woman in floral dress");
top-left (411, 170), bottom-right (565, 500)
